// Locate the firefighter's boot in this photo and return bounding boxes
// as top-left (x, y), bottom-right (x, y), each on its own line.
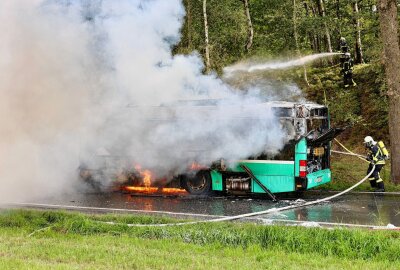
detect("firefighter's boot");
top-left (369, 179), bottom-right (377, 188)
top-left (375, 181), bottom-right (385, 192)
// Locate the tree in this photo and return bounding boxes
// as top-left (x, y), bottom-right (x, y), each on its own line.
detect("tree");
top-left (186, 0), bottom-right (193, 50)
top-left (336, 0), bottom-right (342, 36)
top-left (242, 0), bottom-right (254, 51)
top-left (317, 0), bottom-right (333, 55)
top-left (203, 0), bottom-right (211, 73)
top-left (353, 1), bottom-right (364, 64)
top-left (377, 0), bottom-right (400, 183)
top-left (303, 1), bottom-right (319, 52)
top-left (294, 0), bottom-right (309, 85)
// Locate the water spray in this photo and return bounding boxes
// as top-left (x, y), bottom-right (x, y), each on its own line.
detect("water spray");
top-left (224, 52), bottom-right (341, 75)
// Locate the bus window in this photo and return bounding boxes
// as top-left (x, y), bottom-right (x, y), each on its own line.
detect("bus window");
top-left (306, 118), bottom-right (329, 140)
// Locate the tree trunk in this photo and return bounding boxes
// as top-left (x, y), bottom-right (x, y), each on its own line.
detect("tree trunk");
top-left (378, 0), bottom-right (400, 184)
top-left (203, 0), bottom-right (211, 74)
top-left (186, 0), bottom-right (192, 50)
top-left (336, 0), bottom-right (342, 36)
top-left (317, 0), bottom-right (333, 61)
top-left (304, 1), bottom-right (316, 52)
top-left (310, 2), bottom-right (322, 52)
top-left (242, 0), bottom-right (254, 51)
top-left (353, 1), bottom-right (364, 64)
top-left (294, 0), bottom-right (309, 85)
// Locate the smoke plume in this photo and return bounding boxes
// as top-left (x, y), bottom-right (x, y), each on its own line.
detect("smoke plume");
top-left (0, 0), bottom-right (285, 202)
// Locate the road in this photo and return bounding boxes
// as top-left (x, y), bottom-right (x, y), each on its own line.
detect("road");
top-left (6, 190), bottom-right (400, 228)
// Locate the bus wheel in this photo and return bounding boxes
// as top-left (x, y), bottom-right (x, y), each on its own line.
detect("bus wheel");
top-left (78, 168), bottom-right (104, 192)
top-left (182, 170), bottom-right (212, 195)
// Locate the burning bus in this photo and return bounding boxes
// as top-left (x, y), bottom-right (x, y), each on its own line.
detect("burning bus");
top-left (79, 101), bottom-right (342, 198)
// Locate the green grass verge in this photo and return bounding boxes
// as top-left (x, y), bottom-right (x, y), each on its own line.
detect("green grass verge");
top-left (1, 210), bottom-right (400, 269)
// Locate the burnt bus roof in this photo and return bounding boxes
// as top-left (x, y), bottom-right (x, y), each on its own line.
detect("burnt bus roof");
top-left (125, 100), bottom-right (328, 120)
top-left (131, 99), bottom-right (327, 109)
top-left (267, 101), bottom-right (328, 119)
top-left (266, 101), bottom-right (326, 109)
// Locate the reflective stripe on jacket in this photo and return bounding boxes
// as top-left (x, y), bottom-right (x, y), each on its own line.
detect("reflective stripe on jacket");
top-left (367, 145), bottom-right (386, 165)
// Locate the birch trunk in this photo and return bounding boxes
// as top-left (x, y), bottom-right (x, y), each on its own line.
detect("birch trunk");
top-left (310, 3), bottom-right (321, 52)
top-left (242, 0), bottom-right (254, 51)
top-left (203, 0), bottom-right (211, 73)
top-left (187, 0), bottom-right (192, 50)
top-left (293, 0), bottom-right (309, 85)
top-left (303, 1), bottom-right (316, 51)
top-left (353, 1), bottom-right (364, 64)
top-left (317, 0), bottom-right (333, 62)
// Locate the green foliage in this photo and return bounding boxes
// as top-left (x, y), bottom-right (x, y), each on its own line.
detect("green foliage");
top-left (250, 0), bottom-right (295, 55)
top-left (175, 0), bottom-right (383, 70)
top-left (174, 0), bottom-right (248, 71)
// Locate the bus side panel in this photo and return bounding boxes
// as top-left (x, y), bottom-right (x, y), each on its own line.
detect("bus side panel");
top-left (210, 170), bottom-right (223, 191)
top-left (236, 162), bottom-right (295, 193)
top-left (306, 169), bottom-right (331, 189)
top-left (252, 175), bottom-right (295, 193)
top-left (294, 138), bottom-right (307, 177)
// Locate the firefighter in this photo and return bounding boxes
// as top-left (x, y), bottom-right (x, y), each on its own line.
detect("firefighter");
top-left (341, 52), bottom-right (356, 88)
top-left (364, 136), bottom-right (385, 192)
top-left (339, 37), bottom-right (349, 65)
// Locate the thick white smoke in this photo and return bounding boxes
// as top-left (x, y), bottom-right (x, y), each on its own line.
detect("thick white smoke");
top-left (0, 0), bottom-right (285, 202)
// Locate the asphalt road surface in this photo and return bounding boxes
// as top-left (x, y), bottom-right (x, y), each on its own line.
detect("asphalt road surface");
top-left (7, 190), bottom-right (400, 228)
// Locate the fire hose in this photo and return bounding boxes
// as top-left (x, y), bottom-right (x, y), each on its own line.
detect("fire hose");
top-left (331, 150), bottom-right (367, 160)
top-left (333, 138), bottom-right (369, 163)
top-left (103, 167), bottom-right (374, 227)
top-left (102, 143), bottom-right (374, 227)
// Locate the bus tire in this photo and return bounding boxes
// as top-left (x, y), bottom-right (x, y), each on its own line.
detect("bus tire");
top-left (182, 170), bottom-right (212, 195)
top-left (78, 168), bottom-right (105, 192)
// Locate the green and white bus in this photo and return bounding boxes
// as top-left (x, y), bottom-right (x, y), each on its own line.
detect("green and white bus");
top-left (179, 102), bottom-right (342, 199)
top-left (80, 101), bottom-right (342, 198)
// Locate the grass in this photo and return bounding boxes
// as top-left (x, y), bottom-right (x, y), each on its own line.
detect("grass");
top-left (1, 210), bottom-right (400, 269)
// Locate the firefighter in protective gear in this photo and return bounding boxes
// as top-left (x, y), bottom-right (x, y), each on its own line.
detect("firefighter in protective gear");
top-left (341, 53), bottom-right (356, 88)
top-left (339, 37), bottom-right (349, 65)
top-left (364, 136), bottom-right (385, 192)
top-left (339, 37), bottom-right (349, 53)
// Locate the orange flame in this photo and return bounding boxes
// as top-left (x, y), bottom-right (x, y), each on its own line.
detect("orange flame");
top-left (142, 170), bottom-right (152, 188)
top-left (134, 165), bottom-right (152, 189)
top-left (190, 162), bottom-right (208, 171)
top-left (121, 186), bottom-right (187, 194)
top-left (124, 164), bottom-right (187, 194)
